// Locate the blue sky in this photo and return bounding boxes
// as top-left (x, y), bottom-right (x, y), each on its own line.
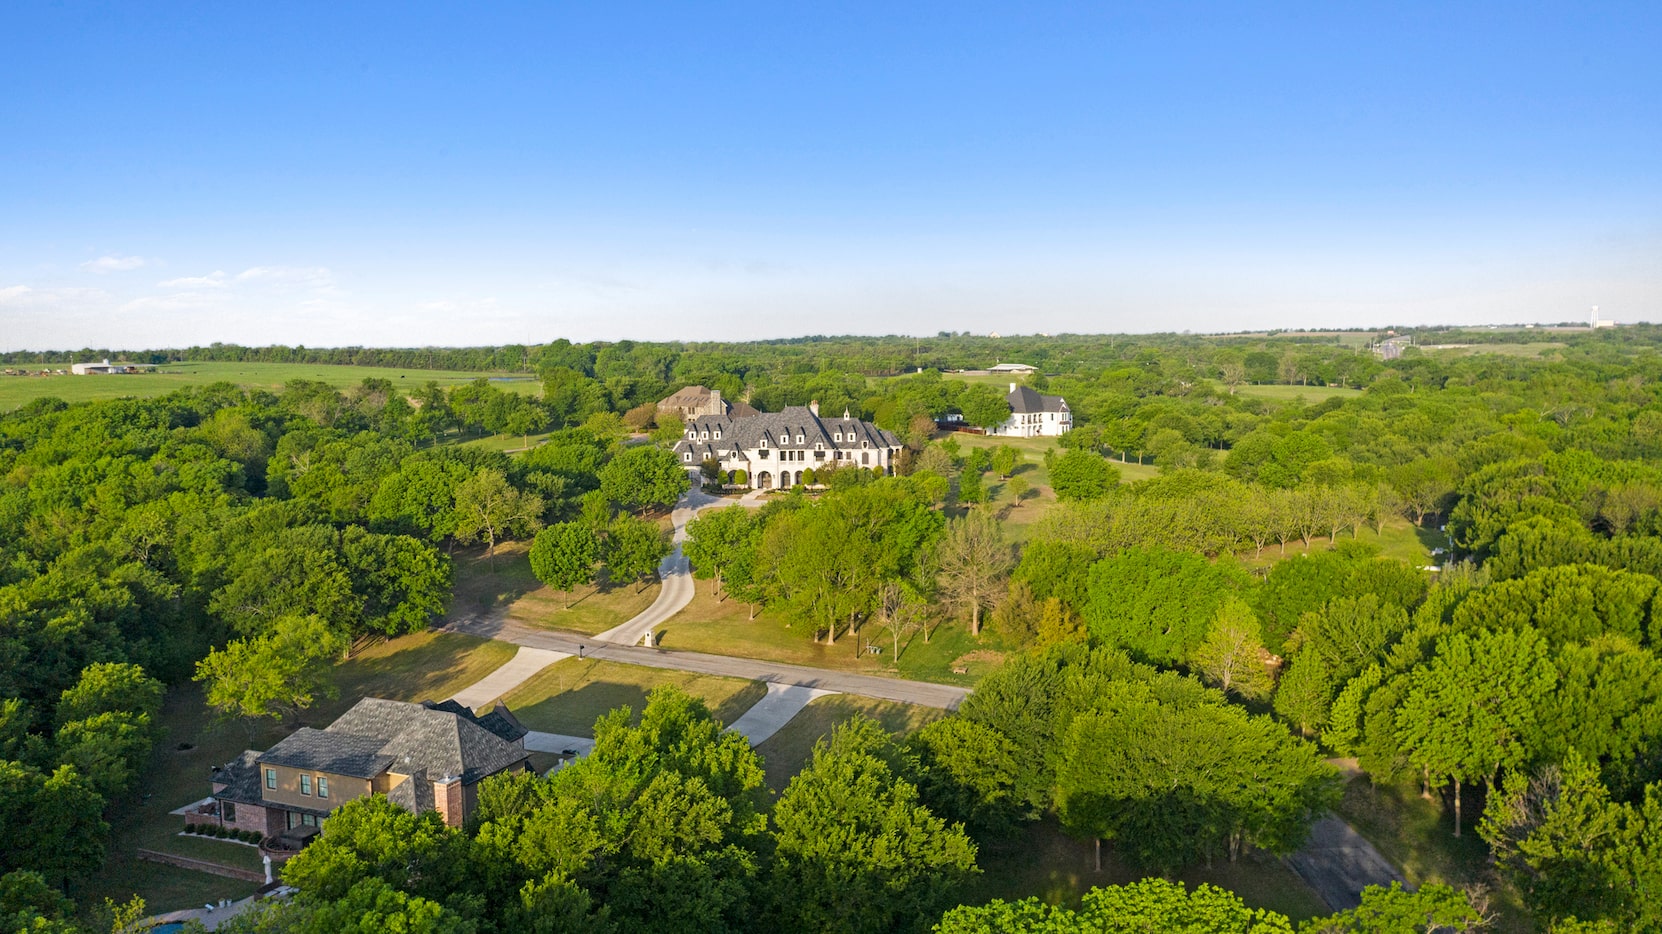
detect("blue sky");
top-left (2, 2), bottom-right (1658, 348)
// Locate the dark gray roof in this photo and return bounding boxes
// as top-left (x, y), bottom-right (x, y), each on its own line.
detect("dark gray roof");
top-left (1007, 385), bottom-right (1068, 414)
top-left (211, 750), bottom-right (266, 806)
top-left (259, 728), bottom-right (395, 779)
top-left (422, 699), bottom-right (528, 744)
top-left (673, 405), bottom-right (901, 460)
top-left (386, 773), bottom-right (436, 813)
top-left (326, 698), bottom-right (528, 784)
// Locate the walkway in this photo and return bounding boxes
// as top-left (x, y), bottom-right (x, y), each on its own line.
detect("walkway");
top-left (593, 485), bottom-right (725, 646)
top-left (449, 647), bottom-right (569, 708)
top-left (726, 683), bottom-right (839, 744)
top-left (443, 613), bottom-right (970, 709)
top-left (1285, 815), bottom-right (1409, 911)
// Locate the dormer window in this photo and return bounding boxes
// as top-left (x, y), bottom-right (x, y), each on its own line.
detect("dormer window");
top-left (834, 432), bottom-right (842, 442)
top-left (701, 431), bottom-right (708, 439)
top-left (815, 442), bottom-right (823, 451)
top-left (684, 452), bottom-right (693, 462)
top-left (713, 429), bottom-right (721, 440)
top-left (688, 430), bottom-right (696, 439)
top-left (760, 438), bottom-right (767, 448)
top-left (862, 440), bottom-right (869, 449)
top-left (796, 434), bottom-right (805, 444)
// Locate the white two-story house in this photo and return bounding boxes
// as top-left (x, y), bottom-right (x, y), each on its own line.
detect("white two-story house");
top-left (673, 402), bottom-right (903, 489)
top-left (990, 384), bottom-right (1071, 438)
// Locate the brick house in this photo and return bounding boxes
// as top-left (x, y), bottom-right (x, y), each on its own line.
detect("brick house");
top-left (204, 698), bottom-right (530, 840)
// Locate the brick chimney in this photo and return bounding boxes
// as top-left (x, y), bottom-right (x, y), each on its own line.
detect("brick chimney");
top-left (809, 400), bottom-right (820, 416)
top-left (434, 776), bottom-right (464, 828)
top-left (709, 388), bottom-right (722, 415)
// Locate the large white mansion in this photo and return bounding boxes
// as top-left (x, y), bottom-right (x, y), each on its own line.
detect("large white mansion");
top-left (674, 402), bottom-right (902, 489)
top-left (989, 383), bottom-right (1071, 438)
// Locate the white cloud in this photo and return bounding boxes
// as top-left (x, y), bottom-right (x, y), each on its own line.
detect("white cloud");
top-left (81, 255), bottom-right (147, 274)
top-left (157, 271), bottom-right (227, 289)
top-left (235, 265), bottom-right (333, 287)
top-left (0, 285), bottom-right (111, 309)
top-left (119, 292), bottom-right (223, 313)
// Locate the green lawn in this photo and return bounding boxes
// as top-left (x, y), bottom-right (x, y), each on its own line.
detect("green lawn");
top-left (753, 694), bottom-right (944, 792)
top-left (1231, 384), bottom-right (1362, 404)
top-left (0, 360), bottom-right (539, 411)
top-left (501, 658), bottom-right (766, 736)
top-left (658, 588), bottom-right (1001, 688)
top-left (1235, 516), bottom-right (1433, 573)
top-left (1421, 341), bottom-right (1567, 358)
top-left (969, 819), bottom-right (1330, 922)
top-left (75, 631), bottom-right (515, 913)
top-left (446, 542), bottom-right (662, 636)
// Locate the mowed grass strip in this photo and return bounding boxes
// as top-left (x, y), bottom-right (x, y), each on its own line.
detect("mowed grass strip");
top-left (501, 658), bottom-right (767, 737)
top-left (753, 694), bottom-right (943, 792)
top-left (0, 360), bottom-right (540, 410)
top-left (446, 541), bottom-right (662, 636)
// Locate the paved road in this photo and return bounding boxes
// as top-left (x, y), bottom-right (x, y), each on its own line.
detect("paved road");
top-left (449, 647), bottom-right (568, 708)
top-left (443, 613), bottom-right (971, 710)
top-left (1285, 815), bottom-right (1409, 911)
top-left (593, 484), bottom-right (726, 646)
top-left (727, 683), bottom-right (839, 744)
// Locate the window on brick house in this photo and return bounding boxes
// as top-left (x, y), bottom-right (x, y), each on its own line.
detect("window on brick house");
top-left (300, 774), bottom-right (311, 795)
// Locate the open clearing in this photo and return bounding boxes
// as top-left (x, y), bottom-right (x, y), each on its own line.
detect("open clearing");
top-left (447, 542), bottom-right (662, 636)
top-left (501, 657), bottom-right (766, 736)
top-left (753, 694), bottom-right (944, 791)
top-left (0, 360), bottom-right (539, 410)
top-left (1231, 384), bottom-right (1362, 403)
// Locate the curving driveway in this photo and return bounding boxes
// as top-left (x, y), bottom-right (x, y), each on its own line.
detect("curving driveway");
top-left (593, 483), bottom-right (726, 646)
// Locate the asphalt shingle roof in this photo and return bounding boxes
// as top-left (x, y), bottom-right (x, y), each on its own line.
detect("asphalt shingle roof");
top-left (249, 698), bottom-right (528, 785)
top-left (1006, 385), bottom-right (1068, 414)
top-left (673, 405), bottom-right (901, 463)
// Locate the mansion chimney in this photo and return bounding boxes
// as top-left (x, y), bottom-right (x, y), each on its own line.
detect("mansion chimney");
top-left (809, 400), bottom-right (820, 416)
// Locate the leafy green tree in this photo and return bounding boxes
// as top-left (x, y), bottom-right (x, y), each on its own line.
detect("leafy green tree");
top-left (53, 662), bottom-right (162, 729)
top-left (452, 468), bottom-right (544, 561)
top-left (1300, 882), bottom-right (1486, 933)
top-left (956, 467), bottom-right (985, 504)
top-left (604, 515), bottom-right (671, 593)
top-left (194, 614), bottom-right (348, 722)
top-left (683, 506), bottom-right (758, 598)
top-left (1084, 547), bottom-right (1250, 666)
top-left (341, 529), bottom-right (452, 636)
top-left (937, 878), bottom-right (1297, 934)
top-left (990, 445), bottom-right (1020, 479)
top-left (935, 510), bottom-right (1012, 636)
top-left (529, 522), bottom-right (600, 608)
top-left (1046, 449), bottom-right (1120, 501)
top-left (957, 385), bottom-right (1011, 431)
top-left (0, 762), bottom-right (108, 888)
top-left (1192, 598), bottom-right (1273, 700)
top-left (771, 718), bottom-right (978, 933)
top-left (598, 445), bottom-right (690, 514)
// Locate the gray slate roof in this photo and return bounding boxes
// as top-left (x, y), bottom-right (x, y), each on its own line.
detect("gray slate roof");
top-left (1006, 385), bottom-right (1068, 414)
top-left (326, 697), bottom-right (529, 784)
top-left (253, 698), bottom-right (528, 785)
top-left (211, 750), bottom-right (266, 806)
top-left (259, 728), bottom-right (394, 779)
top-left (422, 699), bottom-right (528, 744)
top-left (673, 405), bottom-right (901, 462)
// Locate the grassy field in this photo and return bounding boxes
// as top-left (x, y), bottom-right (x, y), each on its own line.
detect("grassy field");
top-left (1421, 341), bottom-right (1567, 358)
top-left (75, 631), bottom-right (514, 913)
top-left (501, 658), bottom-right (766, 736)
top-left (446, 542), bottom-right (662, 636)
top-left (0, 360), bottom-right (540, 411)
top-left (753, 694), bottom-right (944, 791)
top-left (969, 819), bottom-right (1331, 922)
top-left (1231, 383), bottom-right (1362, 404)
top-left (1236, 516), bottom-right (1435, 573)
top-left (657, 588), bottom-right (1004, 687)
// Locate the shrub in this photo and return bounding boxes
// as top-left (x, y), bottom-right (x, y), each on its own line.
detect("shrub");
top-left (732, 469), bottom-right (749, 486)
top-left (801, 468), bottom-right (818, 486)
